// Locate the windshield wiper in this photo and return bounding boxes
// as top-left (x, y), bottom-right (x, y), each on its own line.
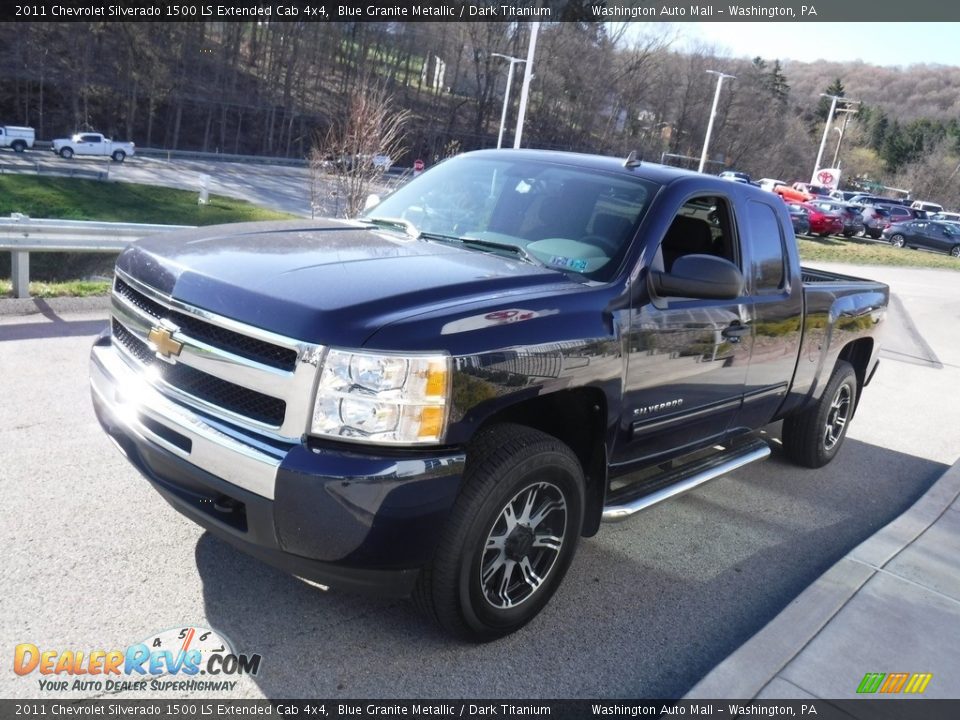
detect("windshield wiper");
top-left (419, 232), bottom-right (547, 268)
top-left (360, 216), bottom-right (420, 238)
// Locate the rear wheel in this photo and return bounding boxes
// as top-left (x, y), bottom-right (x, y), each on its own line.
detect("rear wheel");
top-left (59, 147), bottom-right (73, 159)
top-left (11, 140), bottom-right (26, 153)
top-left (890, 234), bottom-right (905, 248)
top-left (781, 360), bottom-right (858, 468)
top-left (415, 424), bottom-right (584, 641)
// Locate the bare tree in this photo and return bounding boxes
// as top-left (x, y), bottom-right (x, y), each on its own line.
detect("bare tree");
top-left (309, 80), bottom-right (411, 218)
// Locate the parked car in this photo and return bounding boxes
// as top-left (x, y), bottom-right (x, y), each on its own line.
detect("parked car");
top-left (911, 200), bottom-right (944, 215)
top-left (807, 199), bottom-right (863, 237)
top-left (830, 190), bottom-right (858, 202)
top-left (51, 132), bottom-right (135, 162)
top-left (849, 194), bottom-right (899, 207)
top-left (876, 203), bottom-right (915, 226)
top-left (793, 182), bottom-right (832, 198)
top-left (757, 178), bottom-right (787, 193)
top-left (861, 206), bottom-right (893, 239)
top-left (839, 204), bottom-right (866, 237)
top-left (882, 220), bottom-right (960, 257)
top-left (785, 202), bottom-right (811, 237)
top-left (801, 202), bottom-right (844, 237)
top-left (719, 170), bottom-right (752, 184)
top-left (930, 211), bottom-right (960, 222)
top-left (774, 184), bottom-right (813, 203)
top-left (89, 149), bottom-right (889, 640)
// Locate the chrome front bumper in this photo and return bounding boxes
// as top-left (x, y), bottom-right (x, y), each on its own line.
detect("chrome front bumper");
top-left (90, 340), bottom-right (284, 500)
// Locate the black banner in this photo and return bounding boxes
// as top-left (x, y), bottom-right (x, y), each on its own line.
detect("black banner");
top-left (3, 700), bottom-right (960, 720)
top-left (5, 1), bottom-right (960, 24)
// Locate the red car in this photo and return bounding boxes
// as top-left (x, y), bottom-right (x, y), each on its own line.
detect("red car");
top-left (801, 202), bottom-right (844, 237)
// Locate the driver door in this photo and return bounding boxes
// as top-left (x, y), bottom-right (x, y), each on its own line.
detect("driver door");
top-left (615, 195), bottom-right (752, 466)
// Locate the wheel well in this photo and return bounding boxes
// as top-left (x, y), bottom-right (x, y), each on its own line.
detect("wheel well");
top-left (837, 338), bottom-right (873, 407)
top-left (475, 388), bottom-right (608, 537)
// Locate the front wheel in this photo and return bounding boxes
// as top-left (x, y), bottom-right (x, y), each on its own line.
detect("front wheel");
top-left (781, 360), bottom-right (858, 468)
top-left (415, 424), bottom-right (584, 641)
top-left (111, 150), bottom-right (126, 162)
top-left (890, 234), bottom-right (905, 248)
top-left (59, 147), bottom-right (73, 159)
top-left (951, 245), bottom-right (960, 258)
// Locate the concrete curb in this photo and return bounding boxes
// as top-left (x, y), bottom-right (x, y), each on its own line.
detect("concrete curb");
top-left (0, 295), bottom-right (111, 317)
top-left (684, 456), bottom-right (960, 699)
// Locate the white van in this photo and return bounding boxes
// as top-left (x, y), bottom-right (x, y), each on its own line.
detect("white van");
top-left (911, 200), bottom-right (944, 214)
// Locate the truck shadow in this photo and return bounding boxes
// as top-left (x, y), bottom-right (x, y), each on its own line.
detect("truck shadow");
top-left (0, 317), bottom-right (107, 341)
top-left (0, 299), bottom-right (107, 341)
top-left (193, 436), bottom-right (945, 699)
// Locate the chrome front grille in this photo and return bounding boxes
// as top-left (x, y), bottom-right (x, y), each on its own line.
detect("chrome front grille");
top-left (109, 269), bottom-right (324, 440)
top-left (114, 277), bottom-right (298, 371)
top-left (112, 320), bottom-right (287, 426)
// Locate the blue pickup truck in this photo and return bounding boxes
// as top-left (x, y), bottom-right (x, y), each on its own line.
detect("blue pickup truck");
top-left (90, 150), bottom-right (888, 640)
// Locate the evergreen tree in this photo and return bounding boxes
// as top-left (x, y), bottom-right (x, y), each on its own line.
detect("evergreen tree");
top-left (817, 78), bottom-right (845, 121)
top-left (768, 60), bottom-right (789, 104)
top-left (870, 109), bottom-right (889, 152)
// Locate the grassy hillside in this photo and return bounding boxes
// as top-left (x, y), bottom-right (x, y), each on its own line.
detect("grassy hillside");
top-left (0, 176), bottom-right (297, 293)
top-left (0, 176), bottom-right (295, 225)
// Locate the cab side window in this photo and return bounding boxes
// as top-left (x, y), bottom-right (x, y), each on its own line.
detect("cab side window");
top-left (659, 196), bottom-right (737, 273)
top-left (746, 201), bottom-right (786, 293)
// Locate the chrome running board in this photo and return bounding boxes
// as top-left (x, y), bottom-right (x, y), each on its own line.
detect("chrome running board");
top-left (601, 439), bottom-right (771, 522)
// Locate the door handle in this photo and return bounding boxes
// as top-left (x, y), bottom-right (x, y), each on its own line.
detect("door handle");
top-left (721, 322), bottom-right (751, 342)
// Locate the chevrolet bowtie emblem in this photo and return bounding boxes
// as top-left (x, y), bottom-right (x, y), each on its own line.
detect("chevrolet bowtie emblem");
top-left (147, 325), bottom-right (183, 360)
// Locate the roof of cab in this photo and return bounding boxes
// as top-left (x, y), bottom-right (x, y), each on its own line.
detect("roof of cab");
top-left (463, 148), bottom-right (738, 189)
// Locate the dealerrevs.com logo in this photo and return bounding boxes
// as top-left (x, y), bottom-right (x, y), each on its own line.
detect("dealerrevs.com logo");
top-left (13, 626), bottom-right (262, 693)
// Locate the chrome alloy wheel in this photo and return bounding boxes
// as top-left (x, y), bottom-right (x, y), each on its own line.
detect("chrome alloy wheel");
top-left (824, 384), bottom-right (851, 451)
top-left (479, 481), bottom-right (567, 610)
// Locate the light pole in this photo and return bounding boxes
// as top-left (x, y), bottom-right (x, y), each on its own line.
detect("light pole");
top-left (698, 70), bottom-right (735, 174)
top-left (491, 53), bottom-right (526, 149)
top-left (813, 94), bottom-right (858, 180)
top-left (831, 106), bottom-right (859, 169)
top-left (513, 21), bottom-right (540, 149)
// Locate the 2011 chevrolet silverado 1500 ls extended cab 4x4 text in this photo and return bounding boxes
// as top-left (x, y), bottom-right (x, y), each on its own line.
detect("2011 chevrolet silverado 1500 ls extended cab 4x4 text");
top-left (90, 150), bottom-right (888, 640)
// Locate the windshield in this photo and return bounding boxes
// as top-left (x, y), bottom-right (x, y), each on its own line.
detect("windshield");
top-left (364, 154), bottom-right (659, 281)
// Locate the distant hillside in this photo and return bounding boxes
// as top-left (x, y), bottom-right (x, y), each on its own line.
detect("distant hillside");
top-left (782, 60), bottom-right (960, 122)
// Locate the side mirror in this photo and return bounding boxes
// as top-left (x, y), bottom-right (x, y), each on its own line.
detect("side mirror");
top-left (363, 194), bottom-right (382, 212)
top-left (650, 254), bottom-right (744, 300)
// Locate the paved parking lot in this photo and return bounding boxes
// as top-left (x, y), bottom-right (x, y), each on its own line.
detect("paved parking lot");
top-left (1, 264), bottom-right (958, 700)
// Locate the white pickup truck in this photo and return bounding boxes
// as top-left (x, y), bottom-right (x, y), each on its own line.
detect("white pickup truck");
top-left (0, 125), bottom-right (35, 153)
top-left (52, 132), bottom-right (135, 162)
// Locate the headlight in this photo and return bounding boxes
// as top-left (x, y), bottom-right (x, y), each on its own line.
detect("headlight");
top-left (310, 349), bottom-right (450, 445)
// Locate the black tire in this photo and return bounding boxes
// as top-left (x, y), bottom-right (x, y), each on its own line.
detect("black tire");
top-left (781, 360), bottom-right (858, 469)
top-left (890, 234), bottom-right (905, 248)
top-left (415, 423), bottom-right (584, 641)
top-left (111, 150), bottom-right (126, 162)
top-left (11, 140), bottom-right (26, 153)
top-left (951, 245), bottom-right (960, 258)
top-left (843, 230), bottom-right (853, 238)
top-left (59, 147), bottom-right (73, 159)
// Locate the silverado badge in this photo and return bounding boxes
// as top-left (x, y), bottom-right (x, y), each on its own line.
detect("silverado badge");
top-left (147, 324), bottom-right (183, 361)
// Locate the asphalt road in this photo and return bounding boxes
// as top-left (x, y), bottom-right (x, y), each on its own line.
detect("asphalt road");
top-left (0, 150), bottom-right (375, 218)
top-left (1, 265), bottom-right (958, 700)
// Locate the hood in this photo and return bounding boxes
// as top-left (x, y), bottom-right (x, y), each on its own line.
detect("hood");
top-left (116, 219), bottom-right (580, 347)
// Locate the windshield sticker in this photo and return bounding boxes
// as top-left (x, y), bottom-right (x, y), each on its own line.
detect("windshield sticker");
top-left (549, 256), bottom-right (588, 272)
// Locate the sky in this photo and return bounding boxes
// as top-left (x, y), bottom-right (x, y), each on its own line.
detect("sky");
top-left (671, 22), bottom-right (960, 67)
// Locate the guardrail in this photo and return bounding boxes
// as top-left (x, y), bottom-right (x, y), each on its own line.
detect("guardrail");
top-left (0, 159), bottom-right (110, 181)
top-left (1, 215), bottom-right (193, 299)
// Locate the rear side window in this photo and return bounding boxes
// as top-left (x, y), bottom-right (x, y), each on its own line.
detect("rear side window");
top-left (746, 201), bottom-right (786, 294)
